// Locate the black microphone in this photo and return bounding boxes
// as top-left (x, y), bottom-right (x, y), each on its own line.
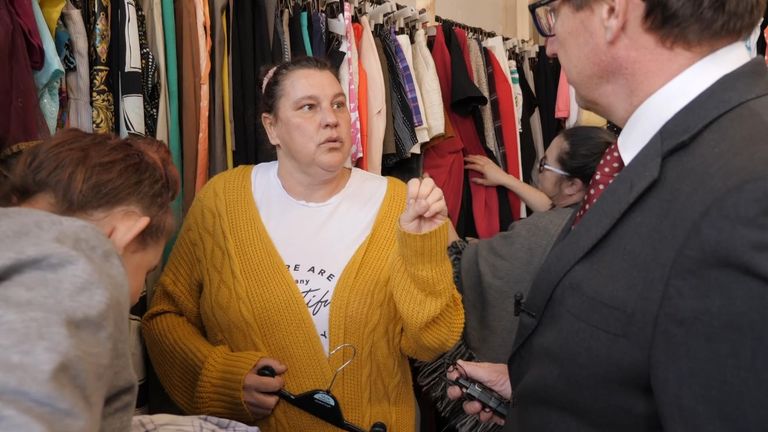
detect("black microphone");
top-left (513, 292), bottom-right (536, 318)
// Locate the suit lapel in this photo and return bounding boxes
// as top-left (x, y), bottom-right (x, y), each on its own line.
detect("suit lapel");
top-left (510, 138), bottom-right (662, 353)
top-left (510, 58), bottom-right (768, 355)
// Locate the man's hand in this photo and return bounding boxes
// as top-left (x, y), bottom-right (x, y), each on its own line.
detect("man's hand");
top-left (447, 360), bottom-right (511, 425)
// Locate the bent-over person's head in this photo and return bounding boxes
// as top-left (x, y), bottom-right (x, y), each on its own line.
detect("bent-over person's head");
top-left (0, 129), bottom-right (180, 304)
top-left (536, 126), bottom-right (615, 207)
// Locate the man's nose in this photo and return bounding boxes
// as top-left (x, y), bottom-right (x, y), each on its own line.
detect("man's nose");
top-left (545, 37), bottom-right (558, 58)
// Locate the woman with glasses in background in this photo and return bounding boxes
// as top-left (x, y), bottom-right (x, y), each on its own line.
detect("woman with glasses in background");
top-left (464, 126), bottom-right (615, 213)
top-left (422, 126), bottom-right (615, 430)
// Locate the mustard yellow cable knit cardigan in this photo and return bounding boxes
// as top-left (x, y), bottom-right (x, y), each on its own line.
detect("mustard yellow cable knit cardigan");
top-left (143, 166), bottom-right (464, 431)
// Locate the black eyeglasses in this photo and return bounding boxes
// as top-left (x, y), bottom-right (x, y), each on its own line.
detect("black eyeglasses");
top-left (528, 0), bottom-right (559, 38)
top-left (538, 158), bottom-right (571, 176)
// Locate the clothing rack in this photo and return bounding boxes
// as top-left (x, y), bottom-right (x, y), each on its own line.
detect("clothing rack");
top-left (434, 15), bottom-right (498, 40)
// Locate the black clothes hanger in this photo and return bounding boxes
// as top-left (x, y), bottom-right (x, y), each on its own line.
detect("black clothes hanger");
top-left (257, 345), bottom-right (387, 432)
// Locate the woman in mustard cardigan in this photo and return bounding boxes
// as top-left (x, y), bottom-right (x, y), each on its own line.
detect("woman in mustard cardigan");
top-left (143, 56), bottom-right (464, 431)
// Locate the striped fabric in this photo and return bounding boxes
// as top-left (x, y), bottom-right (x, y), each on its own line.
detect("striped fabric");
top-left (131, 414), bottom-right (260, 432)
top-left (389, 28), bottom-right (424, 127)
top-left (376, 27), bottom-right (418, 167)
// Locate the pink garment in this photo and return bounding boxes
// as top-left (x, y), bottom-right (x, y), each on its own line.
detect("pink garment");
top-left (555, 69), bottom-right (570, 120)
top-left (343, 2), bottom-right (362, 163)
top-left (765, 27), bottom-right (768, 65)
top-left (195, 0), bottom-right (211, 192)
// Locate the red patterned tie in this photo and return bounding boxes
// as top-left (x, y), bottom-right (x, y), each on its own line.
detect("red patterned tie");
top-left (572, 142), bottom-right (624, 226)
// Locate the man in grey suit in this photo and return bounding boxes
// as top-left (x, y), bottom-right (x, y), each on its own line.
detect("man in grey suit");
top-left (448, 0), bottom-right (768, 430)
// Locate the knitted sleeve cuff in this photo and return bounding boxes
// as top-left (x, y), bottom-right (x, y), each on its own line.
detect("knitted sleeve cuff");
top-left (397, 221), bottom-right (451, 291)
top-left (196, 347), bottom-right (265, 423)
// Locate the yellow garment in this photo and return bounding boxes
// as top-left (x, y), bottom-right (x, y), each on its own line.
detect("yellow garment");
top-left (40, 0), bottom-right (65, 37)
top-left (221, 11), bottom-right (233, 170)
top-left (143, 166), bottom-right (464, 431)
top-left (578, 109), bottom-right (608, 127)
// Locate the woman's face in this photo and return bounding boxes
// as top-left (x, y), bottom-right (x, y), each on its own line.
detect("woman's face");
top-left (536, 135), bottom-right (572, 204)
top-left (122, 240), bottom-right (164, 306)
top-left (263, 69), bottom-right (352, 176)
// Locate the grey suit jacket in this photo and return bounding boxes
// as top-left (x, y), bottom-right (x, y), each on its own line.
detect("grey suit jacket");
top-left (505, 59), bottom-right (768, 431)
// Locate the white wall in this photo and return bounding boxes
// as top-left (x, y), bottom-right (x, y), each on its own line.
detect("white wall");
top-left (397, 0), bottom-right (532, 39)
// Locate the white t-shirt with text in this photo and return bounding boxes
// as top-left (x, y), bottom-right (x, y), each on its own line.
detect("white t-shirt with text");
top-left (251, 162), bottom-right (387, 355)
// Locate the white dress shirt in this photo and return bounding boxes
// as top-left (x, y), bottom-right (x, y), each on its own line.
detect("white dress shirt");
top-left (618, 42), bottom-right (751, 165)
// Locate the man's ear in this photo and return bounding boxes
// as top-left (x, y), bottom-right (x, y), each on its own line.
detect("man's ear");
top-left (261, 113), bottom-right (280, 147)
top-left (600, 0), bottom-right (629, 43)
top-left (105, 211), bottom-right (151, 255)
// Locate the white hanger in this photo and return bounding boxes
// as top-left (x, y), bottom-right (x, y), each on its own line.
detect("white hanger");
top-left (368, 1), bottom-right (396, 26)
top-left (393, 5), bottom-right (416, 22)
top-left (328, 15), bottom-right (346, 35)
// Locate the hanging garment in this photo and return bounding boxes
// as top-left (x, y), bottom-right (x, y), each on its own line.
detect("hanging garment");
top-left (389, 28), bottom-right (424, 130)
top-left (515, 56), bottom-right (538, 186)
top-left (140, 0), bottom-right (168, 142)
top-left (114, 0), bottom-right (145, 137)
top-left (423, 109), bottom-right (463, 226)
top-left (353, 22), bottom-right (368, 170)
top-left (281, 7), bottom-right (291, 61)
top-left (482, 36), bottom-right (512, 87)
top-left (268, 0), bottom-right (281, 62)
top-left (61, 0), bottom-right (93, 131)
top-left (341, 2), bottom-right (361, 163)
top-left (207, 0), bottom-right (228, 177)
top-left (484, 46), bottom-right (507, 173)
top-left (376, 26), bottom-right (417, 167)
top-left (54, 22), bottom-right (72, 130)
top-left (288, 3), bottom-right (305, 58)
top-left (162, 0), bottom-right (183, 227)
top-left (396, 33), bottom-right (428, 147)
top-left (412, 28), bottom-right (444, 139)
top-left (194, 0), bottom-right (211, 191)
top-left (265, 0), bottom-right (276, 48)
top-left (9, 0), bottom-right (45, 70)
top-left (311, 11), bottom-right (326, 59)
top-left (487, 48), bottom-right (523, 221)
top-left (444, 24), bottom-right (499, 239)
top-left (534, 48), bottom-right (561, 149)
top-left (469, 37), bottom-right (499, 166)
top-left (358, 16), bottom-right (385, 174)
top-left (40, 0), bottom-right (65, 36)
top-left (0, 0), bottom-right (49, 149)
top-left (231, 0), bottom-right (272, 166)
top-left (374, 36), bottom-right (395, 166)
top-left (299, 9), bottom-right (312, 56)
top-left (554, 68), bottom-right (570, 122)
top-left (32, 0), bottom-right (64, 135)
top-left (429, 24), bottom-right (466, 230)
top-left (136, 0), bottom-right (159, 137)
top-left (175, 0), bottom-right (200, 212)
top-left (521, 48), bottom-right (545, 163)
top-left (221, 9), bottom-right (233, 169)
top-left (509, 62), bottom-right (524, 132)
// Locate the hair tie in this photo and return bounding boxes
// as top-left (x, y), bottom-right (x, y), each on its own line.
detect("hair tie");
top-left (262, 66), bottom-right (278, 94)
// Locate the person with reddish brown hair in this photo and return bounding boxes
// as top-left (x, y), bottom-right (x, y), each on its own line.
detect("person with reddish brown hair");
top-left (0, 129), bottom-right (179, 431)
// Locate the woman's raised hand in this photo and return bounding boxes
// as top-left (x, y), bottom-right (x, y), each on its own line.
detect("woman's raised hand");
top-left (399, 175), bottom-right (448, 234)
